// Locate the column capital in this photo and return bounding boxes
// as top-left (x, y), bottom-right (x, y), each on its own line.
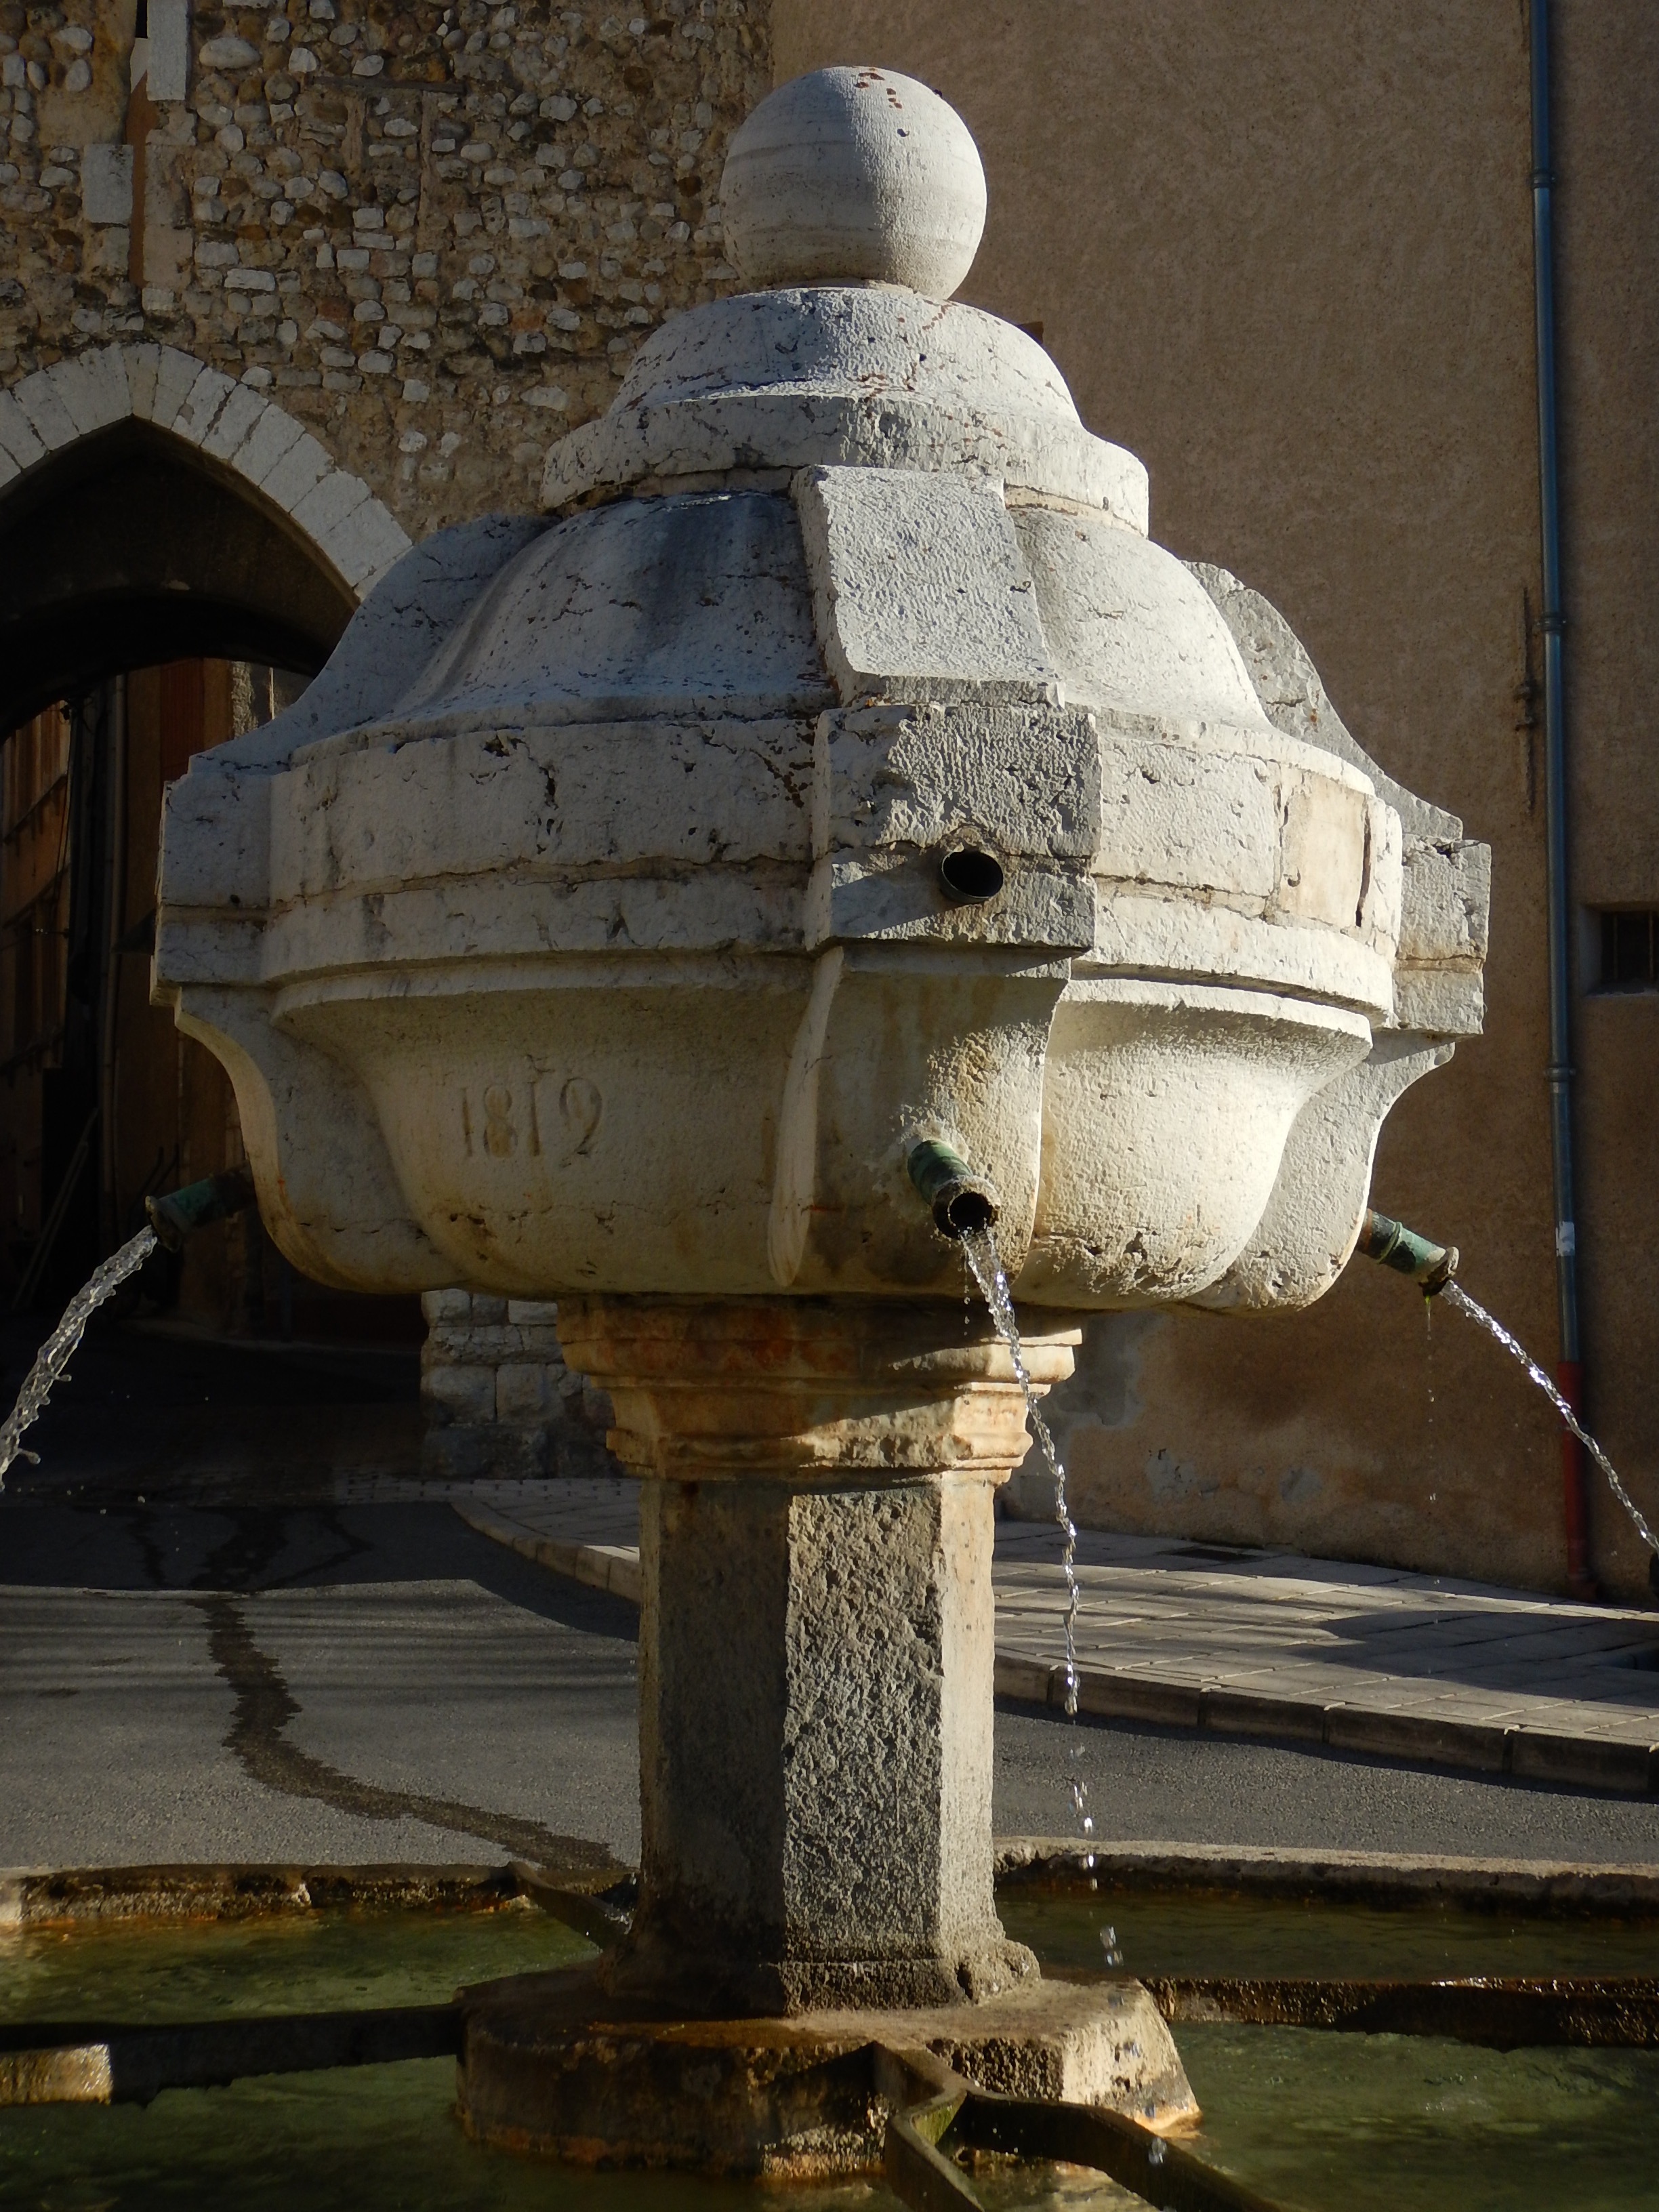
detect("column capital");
top-left (556, 1294), bottom-right (1082, 1484)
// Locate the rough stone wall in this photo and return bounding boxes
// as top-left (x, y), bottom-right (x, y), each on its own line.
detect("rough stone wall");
top-left (420, 1289), bottom-right (615, 1479)
top-left (0, 0), bottom-right (768, 529)
top-left (1, 0), bottom-right (767, 1481)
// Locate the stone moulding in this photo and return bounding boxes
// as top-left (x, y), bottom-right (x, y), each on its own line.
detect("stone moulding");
top-left (539, 287), bottom-right (1151, 525)
top-left (0, 342), bottom-right (410, 600)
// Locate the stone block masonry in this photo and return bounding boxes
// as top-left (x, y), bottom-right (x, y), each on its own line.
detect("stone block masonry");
top-left (419, 1290), bottom-right (617, 1479)
top-left (0, 0), bottom-right (769, 535)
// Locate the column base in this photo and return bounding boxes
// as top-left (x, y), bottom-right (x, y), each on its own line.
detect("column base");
top-left (458, 1965), bottom-right (1197, 2177)
top-left (600, 1923), bottom-right (1041, 2015)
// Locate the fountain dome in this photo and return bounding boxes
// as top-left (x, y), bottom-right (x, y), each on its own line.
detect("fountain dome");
top-left (153, 68), bottom-right (1486, 1318)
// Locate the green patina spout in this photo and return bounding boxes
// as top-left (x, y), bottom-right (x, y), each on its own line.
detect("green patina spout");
top-left (1357, 1208), bottom-right (1459, 1296)
top-left (144, 1167), bottom-right (258, 1253)
top-left (906, 1141), bottom-right (1000, 1242)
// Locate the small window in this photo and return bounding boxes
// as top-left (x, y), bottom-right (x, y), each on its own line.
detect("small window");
top-left (1595, 908), bottom-right (1659, 992)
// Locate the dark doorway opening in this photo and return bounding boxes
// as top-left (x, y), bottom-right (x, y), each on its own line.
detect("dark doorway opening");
top-left (0, 432), bottom-right (419, 1351)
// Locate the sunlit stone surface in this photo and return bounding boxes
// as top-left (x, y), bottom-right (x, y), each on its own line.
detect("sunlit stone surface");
top-left (153, 63), bottom-right (1488, 2167)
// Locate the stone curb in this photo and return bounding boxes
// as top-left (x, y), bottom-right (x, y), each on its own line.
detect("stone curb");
top-left (451, 1507), bottom-right (1659, 1800)
top-left (0, 1862), bottom-right (527, 1930)
top-left (7, 1848), bottom-right (1656, 1929)
top-left (994, 1838), bottom-right (1659, 1913)
top-left (452, 1500), bottom-right (642, 1606)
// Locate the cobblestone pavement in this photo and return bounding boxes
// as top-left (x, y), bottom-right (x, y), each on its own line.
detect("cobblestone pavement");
top-left (455, 1479), bottom-right (1659, 1797)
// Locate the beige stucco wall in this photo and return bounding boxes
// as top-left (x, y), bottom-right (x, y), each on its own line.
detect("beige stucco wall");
top-left (1553, 7), bottom-right (1659, 1605)
top-left (774, 1), bottom-right (1659, 1599)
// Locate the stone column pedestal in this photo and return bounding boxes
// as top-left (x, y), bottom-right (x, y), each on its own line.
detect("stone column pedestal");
top-left (553, 1294), bottom-right (1081, 2015)
top-left (459, 1295), bottom-right (1199, 2172)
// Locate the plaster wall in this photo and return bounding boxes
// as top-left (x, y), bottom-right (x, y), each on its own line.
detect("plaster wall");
top-left (773, 1), bottom-right (1659, 1598)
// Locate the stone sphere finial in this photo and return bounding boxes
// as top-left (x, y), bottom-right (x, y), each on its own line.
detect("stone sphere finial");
top-left (720, 66), bottom-right (987, 300)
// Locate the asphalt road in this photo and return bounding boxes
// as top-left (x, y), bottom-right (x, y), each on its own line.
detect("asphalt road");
top-left (995, 1702), bottom-right (1659, 1862)
top-left (5, 1499), bottom-right (1659, 1873)
top-left (0, 1503), bottom-right (641, 1875)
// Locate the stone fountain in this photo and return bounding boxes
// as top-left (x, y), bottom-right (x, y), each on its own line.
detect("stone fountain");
top-left (152, 66), bottom-right (1488, 2176)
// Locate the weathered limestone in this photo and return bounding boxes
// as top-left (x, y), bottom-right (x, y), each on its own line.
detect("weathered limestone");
top-left (540, 285), bottom-right (1149, 518)
top-left (720, 65), bottom-right (987, 299)
top-left (459, 1973), bottom-right (1194, 2174)
top-left (149, 62), bottom-right (1490, 2169)
top-left (419, 1289), bottom-right (611, 1479)
top-left (1183, 565), bottom-right (1489, 1312)
top-left (555, 1296), bottom-right (1078, 2012)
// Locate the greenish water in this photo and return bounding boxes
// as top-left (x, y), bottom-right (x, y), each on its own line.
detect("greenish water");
top-left (1001, 1885), bottom-right (1659, 1982)
top-left (0, 1900), bottom-right (594, 2029)
top-left (3, 1895), bottom-right (1659, 2209)
top-left (1176, 2026), bottom-right (1659, 2212)
top-left (0, 2060), bottom-right (900, 2212)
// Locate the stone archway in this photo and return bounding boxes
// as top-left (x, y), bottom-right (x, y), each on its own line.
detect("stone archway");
top-left (0, 343), bottom-right (410, 730)
top-left (0, 341), bottom-right (414, 1326)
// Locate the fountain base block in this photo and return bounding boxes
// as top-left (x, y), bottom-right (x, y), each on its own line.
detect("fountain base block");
top-left (457, 1965), bottom-right (1195, 2176)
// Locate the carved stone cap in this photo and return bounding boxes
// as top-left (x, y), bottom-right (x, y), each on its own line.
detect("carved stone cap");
top-left (539, 71), bottom-right (1145, 518)
top-left (722, 66), bottom-right (987, 299)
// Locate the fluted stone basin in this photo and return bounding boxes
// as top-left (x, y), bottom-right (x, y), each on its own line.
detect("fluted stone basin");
top-left (152, 64), bottom-right (1490, 2173)
top-left (154, 296), bottom-right (1484, 1317)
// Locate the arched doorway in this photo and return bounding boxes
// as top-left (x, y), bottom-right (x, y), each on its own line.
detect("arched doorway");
top-left (0, 349), bottom-right (415, 1345)
top-left (0, 418), bottom-right (354, 736)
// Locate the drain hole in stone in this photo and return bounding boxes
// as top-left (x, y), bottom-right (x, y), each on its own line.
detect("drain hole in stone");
top-left (939, 847), bottom-right (1004, 903)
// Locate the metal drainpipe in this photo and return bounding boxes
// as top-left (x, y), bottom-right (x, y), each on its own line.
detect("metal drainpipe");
top-left (1530, 0), bottom-right (1595, 1599)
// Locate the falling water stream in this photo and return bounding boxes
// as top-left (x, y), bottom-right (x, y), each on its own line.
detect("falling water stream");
top-left (1443, 1280), bottom-right (1659, 1555)
top-left (0, 1225), bottom-right (157, 1490)
top-left (956, 1221), bottom-right (1659, 1857)
top-left (960, 1223), bottom-right (1096, 1850)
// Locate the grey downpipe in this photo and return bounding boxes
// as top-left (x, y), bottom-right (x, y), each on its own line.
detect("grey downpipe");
top-left (1530, 0), bottom-right (1594, 1596)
